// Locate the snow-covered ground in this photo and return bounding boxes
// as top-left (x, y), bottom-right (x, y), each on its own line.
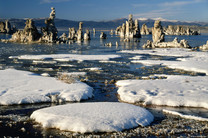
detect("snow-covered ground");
top-left (0, 69), bottom-right (93, 105)
top-left (116, 75), bottom-right (208, 109)
top-left (58, 72), bottom-right (87, 77)
top-left (30, 102), bottom-right (154, 133)
top-left (163, 109), bottom-right (208, 121)
top-left (9, 54), bottom-right (121, 62)
top-left (120, 48), bottom-right (208, 75)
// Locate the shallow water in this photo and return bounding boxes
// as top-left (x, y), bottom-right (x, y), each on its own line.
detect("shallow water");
top-left (0, 32), bottom-right (208, 137)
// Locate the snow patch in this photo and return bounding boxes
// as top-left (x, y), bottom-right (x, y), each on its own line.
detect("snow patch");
top-left (9, 54), bottom-right (121, 61)
top-left (116, 75), bottom-right (208, 109)
top-left (0, 69), bottom-right (93, 105)
top-left (30, 102), bottom-right (154, 133)
top-left (163, 109), bottom-right (208, 121)
top-left (121, 48), bottom-right (208, 75)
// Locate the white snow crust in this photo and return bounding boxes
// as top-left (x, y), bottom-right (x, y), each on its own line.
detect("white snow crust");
top-left (120, 48), bottom-right (208, 75)
top-left (9, 54), bottom-right (120, 61)
top-left (116, 75), bottom-right (208, 109)
top-left (0, 69), bottom-right (93, 105)
top-left (163, 109), bottom-right (208, 121)
top-left (30, 102), bottom-right (154, 133)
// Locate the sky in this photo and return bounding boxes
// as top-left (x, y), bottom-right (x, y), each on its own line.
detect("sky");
top-left (0, 0), bottom-right (208, 22)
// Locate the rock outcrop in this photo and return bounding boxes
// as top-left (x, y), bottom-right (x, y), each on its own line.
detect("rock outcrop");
top-left (68, 28), bottom-right (76, 40)
top-left (11, 19), bottom-right (40, 43)
top-left (164, 25), bottom-right (200, 35)
top-left (152, 20), bottom-right (165, 43)
top-left (6, 7), bottom-right (58, 43)
top-left (143, 20), bottom-right (190, 49)
top-left (140, 23), bottom-right (150, 35)
top-left (100, 32), bottom-right (107, 39)
top-left (84, 29), bottom-right (90, 40)
top-left (0, 20), bottom-right (16, 34)
top-left (40, 7), bottom-right (58, 43)
top-left (115, 14), bottom-right (141, 38)
top-left (76, 22), bottom-right (83, 41)
top-left (198, 41), bottom-right (208, 50)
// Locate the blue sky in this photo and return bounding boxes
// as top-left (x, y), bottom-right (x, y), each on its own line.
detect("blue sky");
top-left (0, 0), bottom-right (207, 22)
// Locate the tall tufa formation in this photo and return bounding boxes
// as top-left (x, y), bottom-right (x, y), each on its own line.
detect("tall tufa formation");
top-left (41, 7), bottom-right (58, 43)
top-left (11, 19), bottom-right (40, 42)
top-left (0, 20), bottom-right (16, 34)
top-left (84, 29), bottom-right (90, 40)
top-left (164, 25), bottom-right (200, 35)
top-left (152, 20), bottom-right (165, 43)
top-left (116, 14), bottom-right (141, 38)
top-left (76, 22), bottom-right (83, 41)
top-left (143, 20), bottom-right (190, 49)
top-left (140, 23), bottom-right (150, 35)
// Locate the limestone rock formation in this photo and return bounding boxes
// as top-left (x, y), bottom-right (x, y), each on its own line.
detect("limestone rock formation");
top-left (164, 25), bottom-right (200, 35)
top-left (93, 28), bottom-right (96, 34)
top-left (76, 22), bottom-right (83, 41)
top-left (0, 20), bottom-right (16, 34)
top-left (164, 25), bottom-right (175, 35)
top-left (100, 32), bottom-right (107, 39)
top-left (115, 14), bottom-right (141, 38)
top-left (152, 20), bottom-right (165, 43)
top-left (59, 33), bottom-right (67, 42)
top-left (143, 37), bottom-right (190, 49)
top-left (110, 29), bottom-right (114, 35)
top-left (84, 29), bottom-right (91, 40)
top-left (68, 28), bottom-right (76, 40)
top-left (143, 20), bottom-right (190, 49)
top-left (11, 19), bottom-right (40, 43)
top-left (40, 7), bottom-right (58, 43)
top-left (198, 41), bottom-right (208, 50)
top-left (140, 23), bottom-right (150, 35)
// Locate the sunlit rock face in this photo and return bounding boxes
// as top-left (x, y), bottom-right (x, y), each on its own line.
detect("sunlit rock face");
top-left (0, 20), bottom-right (16, 34)
top-left (140, 23), bottom-right (150, 35)
top-left (84, 29), bottom-right (91, 40)
top-left (100, 32), bottom-right (107, 39)
top-left (152, 20), bottom-right (165, 43)
top-left (11, 19), bottom-right (40, 43)
top-left (9, 7), bottom-right (58, 43)
top-left (115, 14), bottom-right (141, 38)
top-left (40, 7), bottom-right (58, 43)
top-left (143, 20), bottom-right (190, 49)
top-left (164, 25), bottom-right (200, 36)
top-left (198, 40), bottom-right (208, 50)
top-left (77, 22), bottom-right (83, 41)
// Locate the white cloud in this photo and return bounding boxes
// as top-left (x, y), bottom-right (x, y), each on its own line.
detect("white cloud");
top-left (132, 0), bottom-right (206, 21)
top-left (40, 0), bottom-right (71, 4)
top-left (161, 0), bottom-right (205, 7)
top-left (133, 8), bottom-right (184, 19)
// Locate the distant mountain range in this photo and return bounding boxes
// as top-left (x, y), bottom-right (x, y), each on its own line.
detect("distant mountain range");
top-left (0, 17), bottom-right (208, 30)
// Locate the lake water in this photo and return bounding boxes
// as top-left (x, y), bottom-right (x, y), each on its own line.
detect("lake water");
top-left (0, 32), bottom-right (208, 137)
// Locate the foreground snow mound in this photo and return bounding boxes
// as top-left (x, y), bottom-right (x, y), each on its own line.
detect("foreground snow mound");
top-left (9, 54), bottom-right (120, 61)
top-left (30, 102), bottom-right (154, 133)
top-left (116, 75), bottom-right (208, 109)
top-left (0, 69), bottom-right (93, 105)
top-left (121, 48), bottom-right (208, 75)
